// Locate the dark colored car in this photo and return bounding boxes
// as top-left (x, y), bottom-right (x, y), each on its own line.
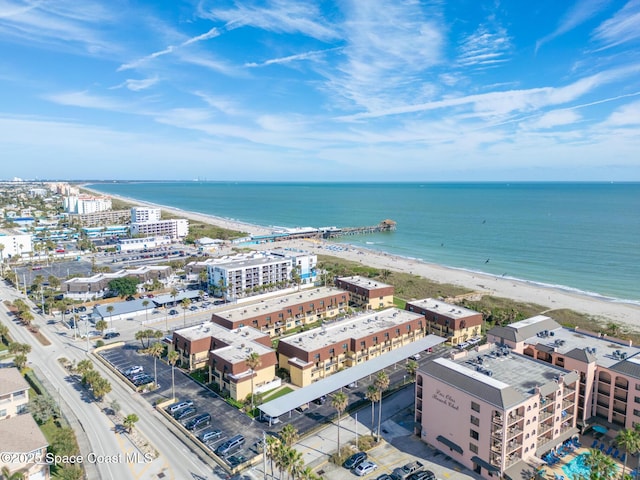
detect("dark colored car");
top-left (104, 332), bottom-right (120, 339)
top-left (408, 471), bottom-right (436, 480)
top-left (175, 406), bottom-right (197, 420)
top-left (133, 375), bottom-right (154, 386)
top-left (227, 455), bottom-right (247, 468)
top-left (343, 452), bottom-right (367, 469)
top-left (313, 395), bottom-right (327, 405)
top-left (169, 309), bottom-right (179, 315)
top-left (186, 413), bottom-right (211, 431)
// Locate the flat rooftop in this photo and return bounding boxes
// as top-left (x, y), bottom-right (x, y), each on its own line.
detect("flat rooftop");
top-left (337, 275), bottom-right (392, 290)
top-left (407, 298), bottom-right (479, 318)
top-left (209, 252), bottom-right (290, 269)
top-left (175, 321), bottom-right (266, 343)
top-left (523, 326), bottom-right (638, 368)
top-left (451, 344), bottom-right (569, 397)
top-left (213, 341), bottom-right (273, 364)
top-left (280, 308), bottom-right (423, 352)
top-left (215, 286), bottom-right (346, 320)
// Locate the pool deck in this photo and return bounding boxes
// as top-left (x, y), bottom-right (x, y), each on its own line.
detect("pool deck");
top-left (538, 432), bottom-right (627, 480)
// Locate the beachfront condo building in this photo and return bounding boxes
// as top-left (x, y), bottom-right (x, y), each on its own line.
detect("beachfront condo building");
top-left (0, 230), bottom-right (33, 260)
top-left (334, 276), bottom-right (394, 310)
top-left (130, 218), bottom-right (189, 240)
top-left (63, 194), bottom-right (112, 214)
top-left (487, 315), bottom-right (640, 430)
top-left (209, 287), bottom-right (349, 337)
top-left (278, 307), bottom-right (425, 387)
top-left (207, 251), bottom-right (318, 301)
top-left (0, 368), bottom-right (50, 479)
top-left (171, 322), bottom-right (279, 401)
top-left (405, 298), bottom-right (483, 345)
top-left (70, 209), bottom-right (131, 227)
top-left (416, 345), bottom-right (579, 480)
top-left (131, 207), bottom-right (162, 223)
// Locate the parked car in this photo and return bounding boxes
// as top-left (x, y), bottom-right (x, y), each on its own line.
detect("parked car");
top-left (354, 460), bottom-right (378, 476)
top-left (199, 429), bottom-right (222, 443)
top-left (407, 471), bottom-right (436, 480)
top-left (133, 375), bottom-right (154, 386)
top-left (313, 395), bottom-right (327, 405)
top-left (186, 413), bottom-right (211, 431)
top-left (169, 309), bottom-right (179, 315)
top-left (124, 365), bottom-right (143, 377)
top-left (259, 413), bottom-right (281, 424)
top-left (215, 434), bottom-right (245, 456)
top-left (104, 332), bottom-right (120, 339)
top-left (175, 406), bottom-right (197, 420)
top-left (167, 400), bottom-right (194, 414)
top-left (227, 455), bottom-right (247, 468)
top-left (343, 452), bottom-right (367, 469)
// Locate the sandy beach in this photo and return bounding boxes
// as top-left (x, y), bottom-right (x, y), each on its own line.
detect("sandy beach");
top-left (87, 187), bottom-right (640, 333)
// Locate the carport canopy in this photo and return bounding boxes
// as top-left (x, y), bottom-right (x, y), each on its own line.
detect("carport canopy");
top-left (153, 290), bottom-right (201, 306)
top-left (258, 334), bottom-right (445, 418)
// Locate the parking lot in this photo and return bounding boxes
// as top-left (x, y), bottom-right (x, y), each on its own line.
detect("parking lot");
top-left (98, 344), bottom-right (263, 469)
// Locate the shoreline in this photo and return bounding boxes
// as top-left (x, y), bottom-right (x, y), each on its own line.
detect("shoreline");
top-left (84, 186), bottom-right (640, 332)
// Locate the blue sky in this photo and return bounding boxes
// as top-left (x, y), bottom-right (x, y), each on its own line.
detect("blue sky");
top-left (1, 0), bottom-right (640, 181)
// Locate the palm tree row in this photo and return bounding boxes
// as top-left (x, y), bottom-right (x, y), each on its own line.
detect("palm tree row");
top-left (616, 425), bottom-right (640, 479)
top-left (264, 425), bottom-right (319, 480)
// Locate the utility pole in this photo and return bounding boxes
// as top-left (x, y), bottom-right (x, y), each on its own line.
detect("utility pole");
top-left (262, 430), bottom-right (267, 480)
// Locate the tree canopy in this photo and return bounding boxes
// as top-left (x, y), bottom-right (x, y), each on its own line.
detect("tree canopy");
top-left (107, 276), bottom-right (139, 297)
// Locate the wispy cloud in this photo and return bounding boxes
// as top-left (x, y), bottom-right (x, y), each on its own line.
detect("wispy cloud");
top-left (111, 76), bottom-right (160, 92)
top-left (523, 110), bottom-right (582, 130)
top-left (457, 23), bottom-right (511, 69)
top-left (45, 90), bottom-right (130, 111)
top-left (118, 26), bottom-right (221, 71)
top-left (200, 0), bottom-right (339, 41)
top-left (592, 0), bottom-right (640, 49)
top-left (536, 0), bottom-right (613, 52)
top-left (245, 47), bottom-right (341, 68)
top-left (603, 99), bottom-right (640, 125)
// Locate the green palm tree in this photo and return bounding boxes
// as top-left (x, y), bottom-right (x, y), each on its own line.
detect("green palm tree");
top-left (405, 359), bottom-right (419, 380)
top-left (287, 448), bottom-right (304, 480)
top-left (618, 427), bottom-right (640, 479)
top-left (95, 319), bottom-right (108, 336)
top-left (374, 371), bottom-right (390, 440)
top-left (365, 385), bottom-right (380, 437)
top-left (245, 351), bottom-right (261, 415)
top-left (584, 448), bottom-right (617, 479)
top-left (1, 465), bottom-right (25, 480)
top-left (167, 350), bottom-right (179, 401)
top-left (265, 435), bottom-right (280, 479)
top-left (280, 424), bottom-right (299, 447)
top-left (142, 300), bottom-right (149, 322)
top-left (181, 297), bottom-right (191, 327)
top-left (106, 305), bottom-right (115, 328)
top-left (146, 342), bottom-right (164, 387)
top-left (123, 413), bottom-right (139, 433)
top-left (331, 392), bottom-right (348, 454)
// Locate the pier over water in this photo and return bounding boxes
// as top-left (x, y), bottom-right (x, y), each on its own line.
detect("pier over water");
top-left (248, 219), bottom-right (397, 243)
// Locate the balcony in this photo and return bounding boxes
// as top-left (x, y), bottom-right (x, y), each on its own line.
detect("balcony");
top-left (564, 387), bottom-right (576, 397)
top-left (615, 381), bottom-right (629, 390)
top-left (507, 412), bottom-right (524, 425)
top-left (539, 410), bottom-right (553, 421)
top-left (492, 414), bottom-right (504, 426)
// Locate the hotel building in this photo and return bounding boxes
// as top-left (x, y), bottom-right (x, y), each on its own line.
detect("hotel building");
top-left (70, 209), bottom-right (131, 227)
top-left (130, 218), bottom-right (189, 240)
top-left (63, 194), bottom-right (112, 214)
top-left (131, 207), bottom-right (162, 223)
top-left (209, 287), bottom-right (349, 337)
top-left (0, 229), bottom-right (33, 260)
top-left (207, 252), bottom-right (301, 301)
top-left (487, 315), bottom-right (640, 430)
top-left (416, 345), bottom-right (579, 479)
top-left (405, 298), bottom-right (483, 345)
top-left (0, 368), bottom-right (49, 479)
top-left (334, 276), bottom-right (394, 310)
top-left (117, 235), bottom-right (173, 252)
top-left (171, 322), bottom-right (278, 401)
top-left (278, 308), bottom-right (425, 387)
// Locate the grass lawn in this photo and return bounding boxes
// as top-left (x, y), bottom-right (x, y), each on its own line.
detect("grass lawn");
top-left (262, 386), bottom-right (294, 403)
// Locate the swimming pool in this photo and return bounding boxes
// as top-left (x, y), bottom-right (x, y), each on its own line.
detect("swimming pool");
top-left (562, 452), bottom-right (618, 479)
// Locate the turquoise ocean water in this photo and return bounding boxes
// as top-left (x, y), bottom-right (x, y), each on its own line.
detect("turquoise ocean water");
top-left (87, 182), bottom-right (640, 304)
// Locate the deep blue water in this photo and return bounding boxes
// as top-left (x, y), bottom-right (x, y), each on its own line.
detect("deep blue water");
top-left (87, 182), bottom-right (640, 303)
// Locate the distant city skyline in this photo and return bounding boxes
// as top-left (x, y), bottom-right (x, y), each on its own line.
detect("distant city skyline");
top-left (1, 0), bottom-right (639, 181)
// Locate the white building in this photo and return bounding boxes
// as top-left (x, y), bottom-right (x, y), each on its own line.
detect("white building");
top-left (117, 235), bottom-right (173, 253)
top-left (130, 218), bottom-right (189, 239)
top-left (63, 195), bottom-right (112, 214)
top-left (0, 230), bottom-right (33, 260)
top-left (131, 206), bottom-right (162, 223)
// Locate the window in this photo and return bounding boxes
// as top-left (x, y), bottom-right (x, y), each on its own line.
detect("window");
top-left (471, 402), bottom-right (480, 412)
top-left (329, 348), bottom-right (335, 356)
top-left (470, 429), bottom-right (479, 440)
top-left (469, 443), bottom-right (478, 454)
top-left (373, 336), bottom-right (378, 344)
top-left (635, 396), bottom-right (640, 404)
top-left (633, 409), bottom-right (640, 417)
top-left (314, 354), bottom-right (320, 361)
top-left (0, 409), bottom-right (6, 417)
top-left (470, 415), bottom-right (480, 426)
top-left (343, 343), bottom-right (348, 350)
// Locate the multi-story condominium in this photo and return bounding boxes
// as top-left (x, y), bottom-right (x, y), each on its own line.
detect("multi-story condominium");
top-left (63, 265), bottom-right (172, 299)
top-left (130, 218), bottom-right (189, 240)
top-left (487, 315), bottom-right (640, 430)
top-left (278, 308), bottom-right (425, 387)
top-left (0, 230), bottom-right (33, 260)
top-left (81, 225), bottom-right (129, 239)
top-left (207, 252), bottom-right (294, 301)
top-left (117, 235), bottom-right (173, 252)
top-left (63, 194), bottom-right (112, 214)
top-left (405, 298), bottom-right (483, 345)
top-left (416, 344), bottom-right (579, 480)
top-left (210, 287), bottom-right (350, 337)
top-left (70, 209), bottom-right (131, 227)
top-left (131, 207), bottom-right (161, 223)
top-left (0, 368), bottom-right (29, 419)
top-left (269, 248), bottom-right (317, 285)
top-left (0, 369), bottom-right (49, 479)
top-left (334, 276), bottom-right (394, 310)
top-left (171, 322), bottom-right (278, 401)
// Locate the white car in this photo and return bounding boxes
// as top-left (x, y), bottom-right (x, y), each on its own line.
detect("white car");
top-left (354, 460), bottom-right (377, 476)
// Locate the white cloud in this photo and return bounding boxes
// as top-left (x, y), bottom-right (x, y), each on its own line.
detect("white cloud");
top-left (523, 110), bottom-right (582, 130)
top-left (45, 91), bottom-right (129, 111)
top-left (592, 0), bottom-right (640, 49)
top-left (245, 47), bottom-right (340, 68)
top-left (603, 100), bottom-right (640, 125)
top-left (457, 24), bottom-right (511, 69)
top-left (123, 77), bottom-right (159, 91)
